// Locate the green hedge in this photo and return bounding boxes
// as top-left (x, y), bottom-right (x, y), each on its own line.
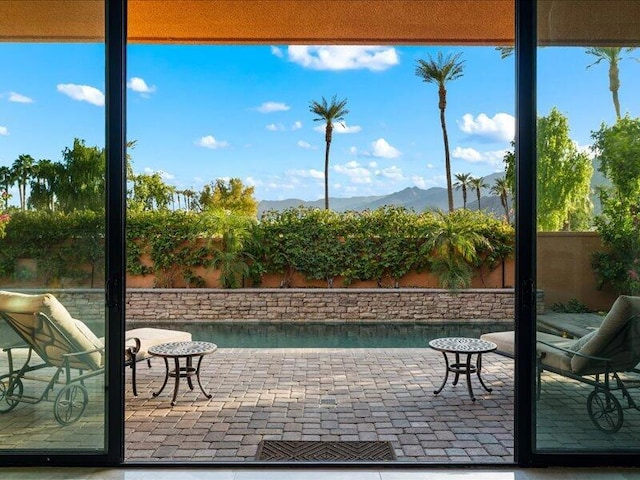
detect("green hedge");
top-left (0, 207), bottom-right (515, 288)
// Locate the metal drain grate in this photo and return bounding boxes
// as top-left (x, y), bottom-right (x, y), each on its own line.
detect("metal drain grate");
top-left (319, 396), bottom-right (337, 406)
top-left (256, 440), bottom-right (397, 461)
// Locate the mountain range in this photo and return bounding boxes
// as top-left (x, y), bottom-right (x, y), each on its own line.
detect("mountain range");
top-left (258, 172), bottom-right (508, 217)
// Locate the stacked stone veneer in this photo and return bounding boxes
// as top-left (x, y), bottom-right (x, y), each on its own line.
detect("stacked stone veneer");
top-left (10, 288), bottom-right (543, 324)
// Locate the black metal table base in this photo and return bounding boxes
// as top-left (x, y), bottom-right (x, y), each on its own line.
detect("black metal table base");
top-left (152, 355), bottom-right (212, 406)
top-left (433, 351), bottom-right (492, 402)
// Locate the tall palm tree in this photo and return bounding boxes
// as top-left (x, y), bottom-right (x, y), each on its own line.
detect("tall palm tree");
top-left (0, 166), bottom-right (13, 210)
top-left (470, 176), bottom-right (489, 211)
top-left (309, 95), bottom-right (349, 210)
top-left (11, 154), bottom-right (35, 211)
top-left (453, 172), bottom-right (473, 209)
top-left (30, 159), bottom-right (59, 211)
top-left (416, 52), bottom-right (465, 212)
top-left (491, 177), bottom-right (511, 223)
top-left (586, 47), bottom-right (635, 120)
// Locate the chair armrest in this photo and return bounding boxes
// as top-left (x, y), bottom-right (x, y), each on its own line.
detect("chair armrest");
top-left (536, 340), bottom-right (611, 364)
top-left (62, 346), bottom-right (106, 358)
top-left (125, 337), bottom-right (142, 356)
top-left (2, 342), bottom-right (30, 352)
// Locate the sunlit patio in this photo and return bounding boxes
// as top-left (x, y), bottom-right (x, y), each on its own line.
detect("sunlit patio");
top-left (3, 345), bottom-right (640, 462)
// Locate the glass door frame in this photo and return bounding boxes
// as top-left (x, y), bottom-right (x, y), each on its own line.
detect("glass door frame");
top-left (0, 0), bottom-right (126, 467)
top-left (516, 0), bottom-right (640, 467)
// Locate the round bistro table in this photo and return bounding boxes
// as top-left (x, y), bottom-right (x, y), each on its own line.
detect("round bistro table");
top-left (428, 337), bottom-right (497, 402)
top-left (148, 341), bottom-right (217, 406)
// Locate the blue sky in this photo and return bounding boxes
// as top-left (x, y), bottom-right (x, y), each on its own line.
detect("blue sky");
top-left (0, 44), bottom-right (638, 202)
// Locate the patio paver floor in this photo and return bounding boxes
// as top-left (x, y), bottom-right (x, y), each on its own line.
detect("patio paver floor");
top-left (2, 347), bottom-right (640, 460)
top-left (125, 348), bottom-right (515, 462)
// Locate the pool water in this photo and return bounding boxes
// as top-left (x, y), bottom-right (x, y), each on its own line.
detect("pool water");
top-left (0, 320), bottom-right (512, 349)
top-left (133, 322), bottom-right (513, 348)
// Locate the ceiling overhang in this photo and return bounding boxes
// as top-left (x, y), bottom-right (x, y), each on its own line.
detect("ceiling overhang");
top-left (0, 0), bottom-right (638, 46)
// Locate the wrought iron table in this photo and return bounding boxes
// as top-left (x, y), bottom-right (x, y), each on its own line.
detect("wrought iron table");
top-left (429, 337), bottom-right (497, 401)
top-left (148, 341), bottom-right (217, 406)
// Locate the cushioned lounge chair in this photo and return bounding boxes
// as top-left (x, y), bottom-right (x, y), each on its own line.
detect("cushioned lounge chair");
top-left (481, 295), bottom-right (640, 433)
top-left (0, 291), bottom-right (191, 425)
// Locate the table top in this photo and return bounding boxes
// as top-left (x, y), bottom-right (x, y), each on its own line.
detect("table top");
top-left (429, 337), bottom-right (497, 354)
top-left (148, 341), bottom-right (218, 357)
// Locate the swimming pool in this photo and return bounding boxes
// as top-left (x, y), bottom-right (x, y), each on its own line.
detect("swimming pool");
top-left (128, 321), bottom-right (513, 348)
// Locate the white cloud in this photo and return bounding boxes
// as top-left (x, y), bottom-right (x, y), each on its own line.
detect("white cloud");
top-left (452, 146), bottom-right (507, 169)
top-left (314, 122), bottom-right (362, 134)
top-left (57, 83), bottom-right (105, 106)
top-left (371, 138), bottom-right (401, 159)
top-left (266, 123), bottom-right (286, 131)
top-left (427, 163), bottom-right (434, 169)
top-left (286, 46), bottom-right (399, 71)
top-left (255, 101), bottom-right (290, 113)
top-left (412, 175), bottom-right (445, 189)
top-left (349, 146), bottom-right (358, 155)
top-left (127, 77), bottom-right (156, 94)
top-left (8, 92), bottom-right (33, 103)
top-left (0, 126), bottom-right (8, 136)
top-left (287, 168), bottom-right (324, 179)
top-left (143, 168), bottom-right (175, 180)
top-left (297, 140), bottom-right (314, 149)
top-left (333, 161), bottom-right (372, 184)
top-left (380, 165), bottom-right (404, 181)
top-left (458, 112), bottom-right (515, 143)
top-left (271, 46), bottom-right (284, 58)
top-left (368, 161), bottom-right (378, 168)
top-left (291, 121), bottom-right (303, 130)
top-left (575, 141), bottom-right (596, 159)
top-left (196, 135), bottom-right (229, 149)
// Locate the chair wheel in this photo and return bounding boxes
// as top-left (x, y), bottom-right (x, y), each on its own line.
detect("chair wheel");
top-left (587, 388), bottom-right (623, 433)
top-left (54, 384), bottom-right (88, 425)
top-left (0, 377), bottom-right (23, 413)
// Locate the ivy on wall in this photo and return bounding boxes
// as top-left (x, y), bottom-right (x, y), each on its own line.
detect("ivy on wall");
top-left (0, 207), bottom-right (514, 289)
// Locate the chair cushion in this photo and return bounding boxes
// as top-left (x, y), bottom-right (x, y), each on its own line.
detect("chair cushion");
top-left (571, 295), bottom-right (640, 374)
top-left (480, 331), bottom-right (514, 357)
top-left (537, 332), bottom-right (574, 372)
top-left (125, 327), bottom-right (192, 361)
top-left (0, 291), bottom-right (103, 369)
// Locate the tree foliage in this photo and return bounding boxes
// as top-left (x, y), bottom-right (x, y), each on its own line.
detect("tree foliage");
top-left (57, 139), bottom-right (106, 212)
top-left (129, 172), bottom-right (175, 212)
top-left (198, 178), bottom-right (258, 217)
top-left (537, 108), bottom-right (594, 231)
top-left (591, 117), bottom-right (640, 295)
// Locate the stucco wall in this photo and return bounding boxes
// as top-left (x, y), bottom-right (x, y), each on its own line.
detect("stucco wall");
top-left (537, 232), bottom-right (617, 311)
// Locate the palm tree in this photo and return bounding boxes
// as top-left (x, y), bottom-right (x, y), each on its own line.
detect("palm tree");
top-left (11, 154), bottom-right (35, 211)
top-left (309, 95), bottom-right (349, 210)
top-left (453, 172), bottom-right (473, 209)
top-left (420, 210), bottom-right (490, 289)
top-left (0, 166), bottom-right (13, 210)
top-left (586, 47), bottom-right (635, 120)
top-left (30, 159), bottom-right (59, 211)
top-left (491, 177), bottom-right (511, 223)
top-left (416, 52), bottom-right (465, 212)
top-left (470, 176), bottom-right (488, 210)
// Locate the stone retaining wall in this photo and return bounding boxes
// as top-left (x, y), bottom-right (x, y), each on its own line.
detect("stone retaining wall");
top-left (14, 288), bottom-right (541, 324)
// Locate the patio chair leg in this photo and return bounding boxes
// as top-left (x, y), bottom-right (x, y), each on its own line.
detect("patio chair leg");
top-left (131, 361), bottom-right (138, 397)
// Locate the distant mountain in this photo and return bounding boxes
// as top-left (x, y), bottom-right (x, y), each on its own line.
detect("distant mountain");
top-left (257, 172), bottom-right (506, 217)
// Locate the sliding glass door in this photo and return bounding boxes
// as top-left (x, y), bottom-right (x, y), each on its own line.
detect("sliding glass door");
top-left (532, 0), bottom-right (640, 460)
top-left (0, 0), bottom-right (124, 464)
